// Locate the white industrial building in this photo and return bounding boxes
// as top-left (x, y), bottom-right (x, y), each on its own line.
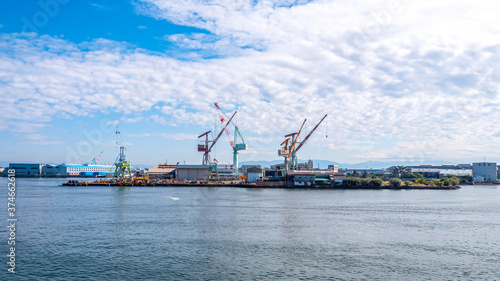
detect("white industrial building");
top-left (472, 162), bottom-right (497, 182)
top-left (246, 167), bottom-right (263, 182)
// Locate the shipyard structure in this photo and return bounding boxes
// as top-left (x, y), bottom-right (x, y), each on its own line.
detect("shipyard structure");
top-left (3, 103), bottom-right (499, 186)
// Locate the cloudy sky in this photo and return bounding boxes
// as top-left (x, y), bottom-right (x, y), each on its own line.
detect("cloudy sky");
top-left (1, 0), bottom-right (499, 166)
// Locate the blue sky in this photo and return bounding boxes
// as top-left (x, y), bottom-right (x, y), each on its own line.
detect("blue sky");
top-left (1, 0), bottom-right (500, 167)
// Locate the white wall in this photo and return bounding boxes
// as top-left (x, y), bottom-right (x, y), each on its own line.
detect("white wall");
top-left (472, 162), bottom-right (497, 182)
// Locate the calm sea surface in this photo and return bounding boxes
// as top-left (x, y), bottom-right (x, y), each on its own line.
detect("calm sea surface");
top-left (1, 177), bottom-right (499, 280)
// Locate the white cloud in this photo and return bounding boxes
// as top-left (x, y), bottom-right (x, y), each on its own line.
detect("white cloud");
top-left (2, 0), bottom-right (500, 162)
top-left (128, 132), bottom-right (199, 140)
top-left (122, 116), bottom-right (144, 123)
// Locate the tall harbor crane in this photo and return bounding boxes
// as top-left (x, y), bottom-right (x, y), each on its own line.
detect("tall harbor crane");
top-left (214, 102), bottom-right (247, 174)
top-left (91, 151), bottom-right (103, 165)
top-left (113, 125), bottom-right (132, 181)
top-left (198, 111), bottom-right (237, 166)
top-left (198, 111), bottom-right (236, 183)
top-left (290, 114), bottom-right (328, 170)
top-left (279, 119), bottom-right (307, 171)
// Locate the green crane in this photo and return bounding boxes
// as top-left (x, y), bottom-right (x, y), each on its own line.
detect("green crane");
top-left (113, 125), bottom-right (132, 181)
top-left (214, 103), bottom-right (247, 175)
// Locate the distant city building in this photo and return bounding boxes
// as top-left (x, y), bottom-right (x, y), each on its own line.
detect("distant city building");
top-left (8, 163), bottom-right (42, 176)
top-left (472, 162), bottom-right (497, 182)
top-left (327, 165), bottom-right (338, 171)
top-left (345, 168), bottom-right (383, 175)
top-left (457, 163), bottom-right (473, 169)
top-left (297, 160), bottom-right (314, 170)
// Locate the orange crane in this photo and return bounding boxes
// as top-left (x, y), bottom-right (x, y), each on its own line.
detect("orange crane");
top-left (279, 119), bottom-right (306, 171)
top-left (290, 114), bottom-right (328, 170)
top-left (198, 111), bottom-right (237, 165)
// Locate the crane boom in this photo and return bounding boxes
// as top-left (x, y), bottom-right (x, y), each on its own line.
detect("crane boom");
top-left (208, 111), bottom-right (237, 152)
top-left (198, 131), bottom-right (211, 139)
top-left (295, 114), bottom-right (328, 152)
top-left (288, 119), bottom-right (306, 155)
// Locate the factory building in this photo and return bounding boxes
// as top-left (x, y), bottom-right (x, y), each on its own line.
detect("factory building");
top-left (147, 164), bottom-right (176, 179)
top-left (8, 163), bottom-right (42, 176)
top-left (246, 167), bottom-right (263, 182)
top-left (240, 165), bottom-right (261, 175)
top-left (287, 170), bottom-right (345, 185)
top-left (217, 164), bottom-right (238, 180)
top-left (60, 164), bottom-right (115, 176)
top-left (176, 165), bottom-right (210, 181)
top-left (42, 164), bottom-right (65, 175)
top-left (472, 162), bottom-right (497, 182)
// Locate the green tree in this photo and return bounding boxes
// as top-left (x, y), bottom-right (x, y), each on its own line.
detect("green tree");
top-left (360, 178), bottom-right (370, 186)
top-left (370, 178), bottom-right (384, 186)
top-left (389, 166), bottom-right (411, 178)
top-left (441, 178), bottom-right (451, 186)
top-left (449, 178), bottom-right (460, 186)
top-left (389, 178), bottom-right (402, 187)
top-left (404, 181), bottom-right (411, 187)
top-left (347, 177), bottom-right (361, 186)
top-left (362, 170), bottom-right (368, 178)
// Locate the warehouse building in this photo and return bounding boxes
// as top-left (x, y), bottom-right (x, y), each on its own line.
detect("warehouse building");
top-left (8, 163), bottom-right (42, 176)
top-left (176, 165), bottom-right (210, 181)
top-left (472, 162), bottom-right (497, 182)
top-left (246, 167), bottom-right (263, 182)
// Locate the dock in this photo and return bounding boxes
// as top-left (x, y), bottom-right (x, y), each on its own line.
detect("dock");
top-left (61, 180), bottom-right (461, 190)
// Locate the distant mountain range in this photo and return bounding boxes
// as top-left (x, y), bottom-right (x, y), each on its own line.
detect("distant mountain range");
top-left (239, 159), bottom-right (455, 169)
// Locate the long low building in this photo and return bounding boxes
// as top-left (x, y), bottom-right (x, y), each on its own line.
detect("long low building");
top-left (8, 163), bottom-right (42, 176)
top-left (148, 164), bottom-right (176, 179)
top-left (43, 164), bottom-right (115, 176)
top-left (411, 168), bottom-right (472, 179)
top-left (286, 170), bottom-right (346, 185)
top-left (176, 165), bottom-right (210, 181)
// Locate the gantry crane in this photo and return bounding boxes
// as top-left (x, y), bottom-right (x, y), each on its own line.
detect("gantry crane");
top-left (279, 119), bottom-right (307, 171)
top-left (290, 114), bottom-right (328, 170)
top-left (113, 125), bottom-right (132, 181)
top-left (214, 102), bottom-right (247, 175)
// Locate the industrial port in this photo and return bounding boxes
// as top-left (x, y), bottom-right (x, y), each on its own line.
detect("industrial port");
top-left (3, 102), bottom-right (498, 189)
